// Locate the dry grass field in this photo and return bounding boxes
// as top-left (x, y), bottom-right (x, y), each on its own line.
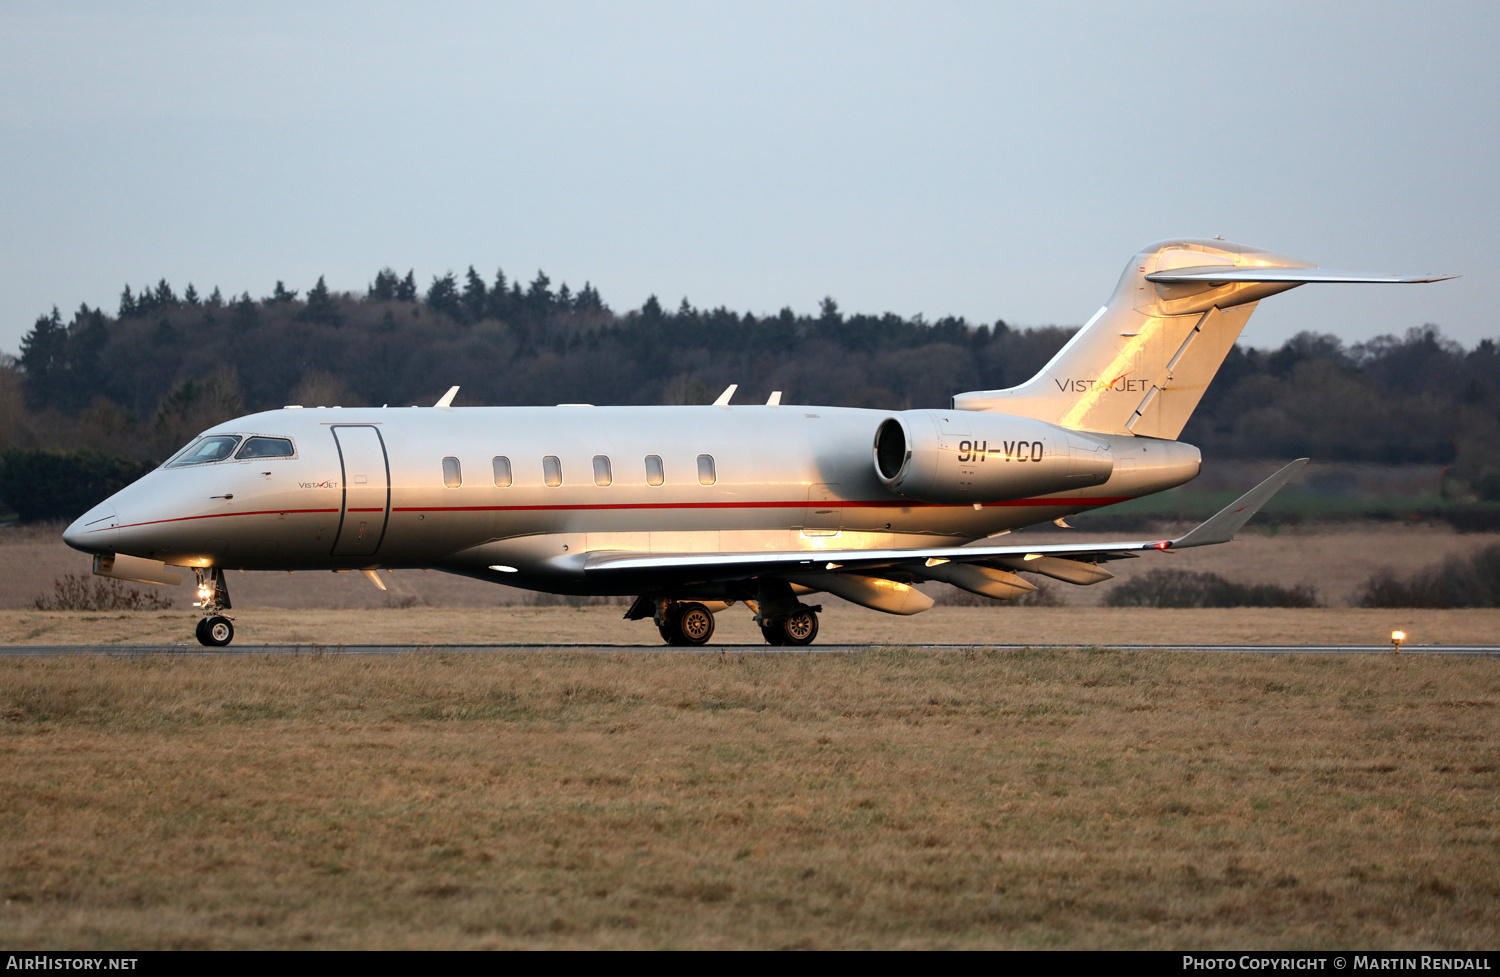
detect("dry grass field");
top-left (2, 643), bottom-right (1498, 949)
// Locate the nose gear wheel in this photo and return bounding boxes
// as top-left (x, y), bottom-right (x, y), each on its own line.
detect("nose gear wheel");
top-left (196, 616), bottom-right (235, 647)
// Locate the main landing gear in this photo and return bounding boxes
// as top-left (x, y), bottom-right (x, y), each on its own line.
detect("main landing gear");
top-left (193, 567), bottom-right (235, 647)
top-left (630, 594), bottom-right (822, 647)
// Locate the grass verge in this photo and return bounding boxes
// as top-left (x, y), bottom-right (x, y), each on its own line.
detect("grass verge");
top-left (1, 648), bottom-right (1496, 948)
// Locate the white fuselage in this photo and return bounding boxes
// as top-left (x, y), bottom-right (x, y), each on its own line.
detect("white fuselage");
top-left (64, 403), bottom-right (1201, 597)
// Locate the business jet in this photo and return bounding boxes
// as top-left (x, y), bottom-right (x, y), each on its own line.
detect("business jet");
top-left (62, 239), bottom-right (1449, 646)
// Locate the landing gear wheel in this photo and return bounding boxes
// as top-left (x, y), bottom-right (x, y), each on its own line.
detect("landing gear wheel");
top-left (657, 602), bottom-right (716, 646)
top-left (762, 609), bottom-right (819, 646)
top-left (782, 609), bottom-right (818, 645)
top-left (198, 615), bottom-right (234, 647)
top-left (675, 603), bottom-right (715, 645)
top-left (659, 603), bottom-right (683, 645)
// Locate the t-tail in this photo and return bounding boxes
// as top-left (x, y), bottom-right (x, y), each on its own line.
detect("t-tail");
top-left (953, 239), bottom-right (1452, 439)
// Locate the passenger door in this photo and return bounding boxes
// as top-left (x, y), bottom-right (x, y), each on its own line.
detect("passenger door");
top-left (331, 425), bottom-right (390, 557)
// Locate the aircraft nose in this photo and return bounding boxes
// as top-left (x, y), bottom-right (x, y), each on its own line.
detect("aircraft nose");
top-left (63, 501), bottom-right (118, 553)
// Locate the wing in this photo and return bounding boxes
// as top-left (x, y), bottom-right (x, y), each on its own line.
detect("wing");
top-left (585, 459), bottom-right (1308, 591)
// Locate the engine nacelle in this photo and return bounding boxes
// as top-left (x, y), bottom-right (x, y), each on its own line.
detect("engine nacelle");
top-left (873, 410), bottom-right (1113, 504)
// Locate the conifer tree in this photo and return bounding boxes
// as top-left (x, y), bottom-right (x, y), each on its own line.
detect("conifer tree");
top-left (462, 266), bottom-right (487, 323)
top-left (396, 271), bottom-right (418, 302)
top-left (487, 267), bottom-right (512, 320)
top-left (18, 307), bottom-right (65, 408)
top-left (230, 293), bottom-right (259, 331)
top-left (526, 270), bottom-right (553, 315)
top-left (426, 272), bottom-right (462, 320)
top-left (300, 276), bottom-right (343, 326)
top-left (367, 269), bottom-right (399, 301)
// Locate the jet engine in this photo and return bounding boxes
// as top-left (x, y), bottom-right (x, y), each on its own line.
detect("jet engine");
top-left (873, 410), bottom-right (1113, 504)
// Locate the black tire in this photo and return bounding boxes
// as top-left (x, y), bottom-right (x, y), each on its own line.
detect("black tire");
top-left (194, 618), bottom-right (209, 645)
top-left (201, 616), bottom-right (234, 647)
top-left (781, 609), bottom-right (819, 646)
top-left (659, 603), bottom-right (683, 645)
top-left (675, 603), bottom-right (715, 645)
top-left (760, 624), bottom-right (786, 646)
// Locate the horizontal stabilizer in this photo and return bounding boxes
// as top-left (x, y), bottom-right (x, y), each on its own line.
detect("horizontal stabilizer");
top-left (1170, 459), bottom-right (1308, 549)
top-left (1147, 266), bottom-right (1455, 284)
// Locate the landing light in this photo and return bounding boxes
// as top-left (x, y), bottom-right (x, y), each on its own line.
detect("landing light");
top-left (489, 565), bottom-right (519, 573)
top-left (1391, 630), bottom-right (1406, 653)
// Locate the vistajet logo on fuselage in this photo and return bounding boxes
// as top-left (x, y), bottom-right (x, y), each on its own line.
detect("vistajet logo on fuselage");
top-left (299, 480), bottom-right (338, 489)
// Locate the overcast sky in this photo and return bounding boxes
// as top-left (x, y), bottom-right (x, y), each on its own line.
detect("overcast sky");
top-left (2, 1), bottom-right (1496, 359)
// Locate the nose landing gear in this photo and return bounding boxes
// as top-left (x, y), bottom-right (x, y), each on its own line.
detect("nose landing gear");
top-left (193, 568), bottom-right (235, 647)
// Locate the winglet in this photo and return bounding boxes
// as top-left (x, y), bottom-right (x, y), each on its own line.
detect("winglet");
top-left (713, 384), bottom-right (738, 407)
top-left (1170, 459), bottom-right (1308, 549)
top-left (434, 386), bottom-right (460, 408)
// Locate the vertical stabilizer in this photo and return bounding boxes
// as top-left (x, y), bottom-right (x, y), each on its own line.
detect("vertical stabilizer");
top-left (952, 240), bottom-right (1447, 439)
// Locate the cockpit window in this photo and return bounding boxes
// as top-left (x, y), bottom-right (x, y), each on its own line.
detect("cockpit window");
top-left (237, 437), bottom-right (295, 459)
top-left (163, 435), bottom-right (242, 468)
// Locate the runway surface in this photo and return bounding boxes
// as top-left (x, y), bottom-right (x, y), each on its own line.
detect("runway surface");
top-left (3, 643), bottom-right (1498, 656)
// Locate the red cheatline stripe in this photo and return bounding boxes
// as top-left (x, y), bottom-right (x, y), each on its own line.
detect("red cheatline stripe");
top-left (95, 496), bottom-right (1136, 533)
top-left (390, 497), bottom-right (1133, 513)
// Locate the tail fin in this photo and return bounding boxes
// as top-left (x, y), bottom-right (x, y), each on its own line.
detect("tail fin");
top-left (953, 239), bottom-right (1451, 439)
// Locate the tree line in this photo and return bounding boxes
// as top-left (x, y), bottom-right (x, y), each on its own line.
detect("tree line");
top-left (1, 264), bottom-right (1496, 520)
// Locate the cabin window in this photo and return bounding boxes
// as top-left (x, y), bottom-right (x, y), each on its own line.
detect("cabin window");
top-left (645, 455), bottom-right (664, 486)
top-left (492, 456), bottom-right (512, 488)
top-left (543, 455), bottom-right (563, 487)
top-left (697, 454), bottom-right (717, 486)
top-left (442, 457), bottom-right (462, 488)
top-left (164, 435), bottom-right (242, 468)
top-left (593, 455), bottom-right (612, 487)
top-left (236, 436), bottom-right (295, 459)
